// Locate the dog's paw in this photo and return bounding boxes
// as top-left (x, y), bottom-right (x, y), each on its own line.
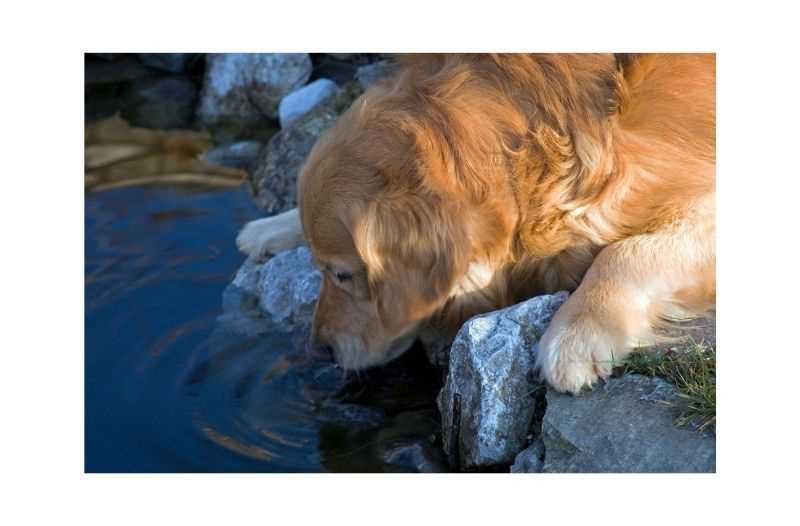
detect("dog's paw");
top-left (236, 211), bottom-right (304, 259)
top-left (236, 219), bottom-right (272, 259)
top-left (536, 317), bottom-right (617, 394)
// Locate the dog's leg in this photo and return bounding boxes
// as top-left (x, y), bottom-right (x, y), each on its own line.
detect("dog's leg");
top-left (236, 207), bottom-right (305, 259)
top-left (537, 208), bottom-right (715, 394)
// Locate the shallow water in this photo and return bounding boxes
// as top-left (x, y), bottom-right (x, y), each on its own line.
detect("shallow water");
top-left (85, 184), bottom-right (446, 472)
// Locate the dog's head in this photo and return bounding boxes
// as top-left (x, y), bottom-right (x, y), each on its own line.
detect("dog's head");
top-left (297, 89), bottom-right (497, 370)
top-left (297, 58), bottom-right (550, 369)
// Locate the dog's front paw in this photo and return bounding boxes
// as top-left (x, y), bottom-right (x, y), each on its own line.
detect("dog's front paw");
top-left (236, 209), bottom-right (304, 259)
top-left (236, 219), bottom-right (272, 259)
top-left (536, 318), bottom-right (617, 394)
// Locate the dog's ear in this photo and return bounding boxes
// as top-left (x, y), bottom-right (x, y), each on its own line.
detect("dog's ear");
top-left (353, 192), bottom-right (470, 331)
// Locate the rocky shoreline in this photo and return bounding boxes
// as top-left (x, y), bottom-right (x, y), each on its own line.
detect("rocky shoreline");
top-left (225, 246), bottom-right (715, 473)
top-left (87, 53), bottom-right (715, 473)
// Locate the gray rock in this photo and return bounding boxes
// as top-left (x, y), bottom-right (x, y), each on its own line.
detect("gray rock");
top-left (197, 53), bottom-right (312, 142)
top-left (511, 438), bottom-right (545, 473)
top-left (437, 291), bottom-right (569, 470)
top-left (248, 110), bottom-right (335, 213)
top-left (201, 140), bottom-right (264, 171)
top-left (218, 257), bottom-right (270, 338)
top-left (121, 77), bottom-right (198, 130)
top-left (382, 441), bottom-right (448, 473)
top-left (138, 53), bottom-right (198, 73)
top-left (256, 246), bottom-right (321, 327)
top-left (221, 247), bottom-right (321, 339)
top-left (372, 410), bottom-right (449, 473)
top-left (278, 78), bottom-right (339, 128)
top-left (230, 256), bottom-right (264, 296)
top-left (541, 374), bottom-right (715, 473)
top-left (249, 83), bottom-right (362, 213)
top-left (355, 60), bottom-right (396, 89)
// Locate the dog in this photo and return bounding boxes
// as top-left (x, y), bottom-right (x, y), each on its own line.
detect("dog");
top-left (237, 54), bottom-right (715, 394)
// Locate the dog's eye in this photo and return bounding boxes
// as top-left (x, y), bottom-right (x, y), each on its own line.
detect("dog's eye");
top-left (334, 271), bottom-right (352, 283)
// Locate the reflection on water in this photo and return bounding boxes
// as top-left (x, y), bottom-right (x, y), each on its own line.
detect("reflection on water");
top-left (84, 115), bottom-right (245, 192)
top-left (85, 183), bottom-right (445, 472)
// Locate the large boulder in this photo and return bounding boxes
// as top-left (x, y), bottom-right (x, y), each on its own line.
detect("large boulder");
top-left (437, 291), bottom-right (569, 470)
top-left (248, 82), bottom-right (363, 214)
top-left (534, 374), bottom-right (716, 473)
top-left (197, 53), bottom-right (312, 142)
top-left (278, 78), bottom-right (339, 128)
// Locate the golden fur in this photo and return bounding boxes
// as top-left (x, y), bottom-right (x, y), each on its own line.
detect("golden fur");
top-left (237, 53), bottom-right (716, 393)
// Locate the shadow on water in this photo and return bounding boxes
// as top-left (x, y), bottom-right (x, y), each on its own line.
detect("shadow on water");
top-left (85, 182), bottom-right (447, 473)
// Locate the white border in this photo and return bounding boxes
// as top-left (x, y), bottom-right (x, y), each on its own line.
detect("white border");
top-left (3, 0), bottom-right (800, 524)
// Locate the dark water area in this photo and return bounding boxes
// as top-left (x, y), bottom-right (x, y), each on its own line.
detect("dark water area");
top-left (85, 184), bottom-right (446, 472)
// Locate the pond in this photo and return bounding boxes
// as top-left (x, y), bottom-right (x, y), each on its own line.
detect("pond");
top-left (85, 183), bottom-right (447, 472)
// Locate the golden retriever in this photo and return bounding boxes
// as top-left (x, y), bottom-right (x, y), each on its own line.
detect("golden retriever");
top-left (237, 53), bottom-right (715, 394)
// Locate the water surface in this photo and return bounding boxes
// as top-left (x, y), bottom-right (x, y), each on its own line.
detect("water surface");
top-left (85, 183), bottom-right (445, 472)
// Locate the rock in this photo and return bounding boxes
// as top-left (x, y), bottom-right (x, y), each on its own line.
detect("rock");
top-left (510, 438), bottom-right (545, 473)
top-left (422, 338), bottom-right (451, 370)
top-left (85, 55), bottom-right (155, 86)
top-left (197, 53), bottom-right (312, 142)
top-left (541, 374), bottom-right (716, 473)
top-left (201, 141), bottom-right (264, 171)
top-left (228, 256), bottom-right (264, 299)
top-left (256, 246), bottom-right (321, 327)
top-left (138, 53), bottom-right (198, 73)
top-left (278, 79), bottom-right (339, 129)
top-left (248, 116), bottom-right (327, 212)
top-left (218, 257), bottom-right (271, 338)
top-left (84, 55), bottom-right (152, 122)
top-left (355, 60), bottom-right (396, 89)
top-left (375, 410), bottom-right (449, 473)
top-left (120, 77), bottom-right (198, 130)
top-left (249, 83), bottom-right (362, 213)
top-left (251, 107), bottom-right (337, 213)
top-left (220, 247), bottom-right (321, 340)
top-left (382, 440), bottom-right (448, 473)
top-left (437, 291), bottom-right (569, 470)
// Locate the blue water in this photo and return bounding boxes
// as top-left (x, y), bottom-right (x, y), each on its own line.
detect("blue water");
top-left (85, 184), bottom-right (444, 472)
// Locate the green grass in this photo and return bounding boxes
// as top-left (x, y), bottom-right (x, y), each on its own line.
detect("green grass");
top-left (621, 339), bottom-right (716, 432)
